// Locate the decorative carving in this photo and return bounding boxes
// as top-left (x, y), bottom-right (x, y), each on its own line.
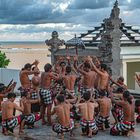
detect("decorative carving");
top-left (45, 31), bottom-right (65, 53)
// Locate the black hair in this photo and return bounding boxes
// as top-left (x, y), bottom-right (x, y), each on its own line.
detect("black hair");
top-left (66, 65), bottom-right (71, 74)
top-left (123, 90), bottom-right (132, 104)
top-left (0, 83), bottom-right (5, 93)
top-left (60, 61), bottom-right (66, 67)
top-left (21, 91), bottom-right (28, 98)
top-left (84, 62), bottom-right (91, 69)
top-left (32, 66), bottom-right (36, 71)
top-left (101, 63), bottom-right (107, 71)
top-left (116, 87), bottom-right (124, 93)
top-left (44, 63), bottom-right (52, 72)
top-left (56, 94), bottom-right (65, 103)
top-left (118, 76), bottom-right (124, 82)
top-left (7, 92), bottom-right (16, 99)
top-left (24, 63), bottom-right (32, 69)
top-left (99, 90), bottom-right (106, 97)
top-left (83, 91), bottom-right (91, 101)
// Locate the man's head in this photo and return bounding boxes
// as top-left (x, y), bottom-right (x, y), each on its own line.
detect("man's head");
top-left (123, 90), bottom-right (132, 104)
top-left (117, 76), bottom-right (124, 84)
top-left (116, 87), bottom-right (124, 93)
top-left (100, 63), bottom-right (107, 71)
top-left (44, 63), bottom-right (52, 72)
top-left (66, 65), bottom-right (71, 74)
top-left (56, 94), bottom-right (65, 103)
top-left (83, 62), bottom-right (91, 72)
top-left (59, 61), bottom-right (66, 68)
top-left (7, 92), bottom-right (16, 102)
top-left (32, 67), bottom-right (40, 75)
top-left (24, 63), bottom-right (32, 71)
top-left (21, 91), bottom-right (30, 99)
top-left (83, 91), bottom-right (91, 101)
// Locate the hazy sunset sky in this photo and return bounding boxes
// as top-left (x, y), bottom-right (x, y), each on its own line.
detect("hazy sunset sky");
top-left (0, 0), bottom-right (140, 41)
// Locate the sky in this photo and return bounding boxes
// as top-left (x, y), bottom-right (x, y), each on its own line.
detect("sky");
top-left (0, 0), bottom-right (140, 41)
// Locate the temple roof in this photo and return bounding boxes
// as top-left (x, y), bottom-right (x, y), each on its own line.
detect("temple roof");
top-left (78, 23), bottom-right (140, 47)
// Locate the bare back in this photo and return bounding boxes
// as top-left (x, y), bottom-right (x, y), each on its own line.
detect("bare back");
top-left (55, 103), bottom-right (71, 127)
top-left (83, 71), bottom-right (96, 89)
top-left (78, 102), bottom-right (98, 120)
top-left (63, 75), bottom-right (77, 90)
top-left (98, 97), bottom-right (111, 117)
top-left (2, 101), bottom-right (16, 120)
top-left (97, 72), bottom-right (109, 90)
top-left (119, 101), bottom-right (135, 122)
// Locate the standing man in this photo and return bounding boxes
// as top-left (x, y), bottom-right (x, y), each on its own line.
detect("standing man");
top-left (40, 63), bottom-right (59, 125)
top-left (19, 60), bottom-right (39, 93)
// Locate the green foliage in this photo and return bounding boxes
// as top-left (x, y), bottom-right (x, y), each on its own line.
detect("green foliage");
top-left (0, 51), bottom-right (10, 68)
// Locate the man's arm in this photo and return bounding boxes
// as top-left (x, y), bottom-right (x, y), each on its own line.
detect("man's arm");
top-left (15, 101), bottom-right (24, 112)
top-left (88, 57), bottom-right (103, 76)
top-left (51, 107), bottom-right (56, 115)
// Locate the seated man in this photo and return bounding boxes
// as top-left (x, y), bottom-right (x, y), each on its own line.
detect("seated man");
top-left (135, 100), bottom-right (140, 123)
top-left (96, 90), bottom-right (111, 130)
top-left (77, 91), bottom-right (98, 138)
top-left (21, 91), bottom-right (41, 129)
top-left (1, 93), bottom-right (25, 135)
top-left (110, 91), bottom-right (135, 136)
top-left (51, 94), bottom-right (74, 139)
top-left (111, 87), bottom-right (124, 124)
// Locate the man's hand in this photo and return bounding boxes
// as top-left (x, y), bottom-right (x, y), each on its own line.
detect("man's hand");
top-left (73, 55), bottom-right (78, 61)
top-left (66, 56), bottom-right (71, 60)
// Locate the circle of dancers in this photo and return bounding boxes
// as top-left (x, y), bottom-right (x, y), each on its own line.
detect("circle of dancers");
top-left (0, 56), bottom-right (140, 139)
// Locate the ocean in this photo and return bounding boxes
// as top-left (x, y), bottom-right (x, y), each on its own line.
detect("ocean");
top-left (0, 41), bottom-right (51, 71)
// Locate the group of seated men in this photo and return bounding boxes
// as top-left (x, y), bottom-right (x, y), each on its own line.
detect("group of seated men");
top-left (0, 56), bottom-right (139, 139)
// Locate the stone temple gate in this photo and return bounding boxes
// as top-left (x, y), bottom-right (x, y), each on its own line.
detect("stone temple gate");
top-left (45, 0), bottom-right (140, 78)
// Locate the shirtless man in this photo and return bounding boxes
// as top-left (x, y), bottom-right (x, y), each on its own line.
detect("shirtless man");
top-left (88, 56), bottom-right (109, 97)
top-left (62, 65), bottom-right (78, 96)
top-left (31, 66), bottom-right (41, 113)
top-left (40, 63), bottom-right (59, 125)
top-left (77, 58), bottom-right (97, 97)
top-left (110, 76), bottom-right (127, 92)
top-left (19, 60), bottom-right (39, 92)
top-left (1, 92), bottom-right (25, 135)
top-left (110, 90), bottom-right (135, 136)
top-left (21, 91), bottom-right (41, 128)
top-left (77, 91), bottom-right (98, 138)
top-left (96, 90), bottom-right (111, 130)
top-left (51, 94), bottom-right (74, 139)
top-left (111, 87), bottom-right (124, 124)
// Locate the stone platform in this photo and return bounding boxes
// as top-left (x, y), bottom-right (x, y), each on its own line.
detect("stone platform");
top-left (0, 121), bottom-right (140, 140)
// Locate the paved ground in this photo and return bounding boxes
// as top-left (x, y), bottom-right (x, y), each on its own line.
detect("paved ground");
top-left (0, 121), bottom-right (140, 140)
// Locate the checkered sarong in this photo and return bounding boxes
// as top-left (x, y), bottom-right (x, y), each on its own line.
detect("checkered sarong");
top-left (25, 113), bottom-right (40, 124)
top-left (80, 87), bottom-right (95, 97)
top-left (39, 88), bottom-right (52, 105)
top-left (80, 118), bottom-right (98, 131)
top-left (31, 91), bottom-right (38, 100)
top-left (110, 121), bottom-right (135, 135)
top-left (52, 119), bottom-right (74, 134)
top-left (112, 105), bottom-right (124, 122)
top-left (2, 115), bottom-right (23, 130)
top-left (96, 115), bottom-right (110, 127)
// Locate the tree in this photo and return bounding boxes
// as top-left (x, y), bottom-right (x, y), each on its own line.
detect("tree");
top-left (0, 51), bottom-right (10, 68)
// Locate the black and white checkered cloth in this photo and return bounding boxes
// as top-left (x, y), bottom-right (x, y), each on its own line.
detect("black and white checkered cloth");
top-left (80, 119), bottom-right (98, 131)
top-left (39, 88), bottom-right (52, 105)
top-left (52, 119), bottom-right (74, 133)
top-left (31, 91), bottom-right (38, 100)
top-left (25, 114), bottom-right (36, 124)
top-left (2, 116), bottom-right (20, 129)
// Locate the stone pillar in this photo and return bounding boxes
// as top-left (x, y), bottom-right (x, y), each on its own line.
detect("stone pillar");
top-left (110, 0), bottom-right (122, 78)
top-left (45, 31), bottom-right (65, 64)
top-left (98, 0), bottom-right (122, 78)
